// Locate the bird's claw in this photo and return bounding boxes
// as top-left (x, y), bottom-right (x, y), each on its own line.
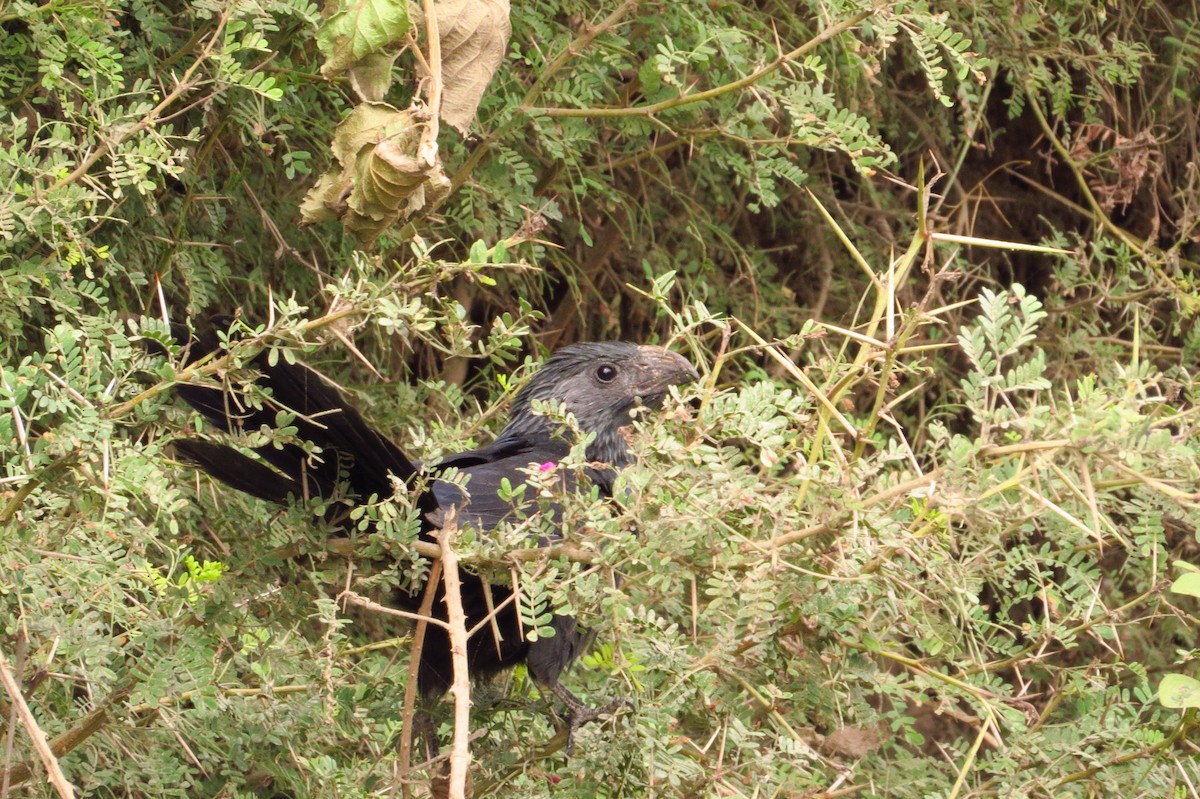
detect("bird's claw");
top-left (574, 697), bottom-right (635, 751)
top-left (552, 687), bottom-right (633, 756)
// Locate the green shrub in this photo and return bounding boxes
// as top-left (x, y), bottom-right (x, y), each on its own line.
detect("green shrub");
top-left (2, 0), bottom-right (1198, 795)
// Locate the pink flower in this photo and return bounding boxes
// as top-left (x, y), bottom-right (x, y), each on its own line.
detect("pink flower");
top-left (539, 461), bottom-right (557, 472)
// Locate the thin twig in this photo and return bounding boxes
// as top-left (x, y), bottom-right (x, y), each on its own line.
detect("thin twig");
top-left (398, 559), bottom-right (442, 799)
top-left (302, 533), bottom-right (595, 565)
top-left (419, 0), bottom-right (644, 225)
top-left (128, 683), bottom-right (314, 715)
top-left (104, 307), bottom-right (365, 421)
top-left (521, 0), bottom-right (641, 109)
top-left (736, 321), bottom-right (859, 440)
top-left (43, 4), bottom-right (236, 193)
top-left (758, 469), bottom-right (943, 551)
top-left (339, 592), bottom-right (451, 631)
top-left (1023, 84), bottom-right (1199, 282)
top-left (965, 582), bottom-right (1166, 676)
top-left (0, 649), bottom-right (76, 799)
top-left (528, 9), bottom-right (874, 118)
top-left (1049, 714), bottom-right (1196, 789)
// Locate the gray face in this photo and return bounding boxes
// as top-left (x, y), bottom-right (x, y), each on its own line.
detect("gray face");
top-left (498, 341), bottom-right (699, 465)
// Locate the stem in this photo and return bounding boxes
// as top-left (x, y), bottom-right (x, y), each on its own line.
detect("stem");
top-left (528, 9), bottom-right (875, 118)
top-left (418, 0), bottom-right (442, 166)
top-left (398, 559), bottom-right (442, 799)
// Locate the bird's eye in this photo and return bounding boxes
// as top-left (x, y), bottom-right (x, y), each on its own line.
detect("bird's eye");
top-left (595, 364), bottom-right (618, 383)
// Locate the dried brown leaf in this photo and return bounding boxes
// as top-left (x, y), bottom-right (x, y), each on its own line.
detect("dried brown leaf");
top-left (435, 0), bottom-right (511, 134)
top-left (820, 725), bottom-right (882, 759)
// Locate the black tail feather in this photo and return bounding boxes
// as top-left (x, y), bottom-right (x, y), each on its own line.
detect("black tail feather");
top-left (167, 319), bottom-right (431, 515)
top-left (172, 439), bottom-right (301, 505)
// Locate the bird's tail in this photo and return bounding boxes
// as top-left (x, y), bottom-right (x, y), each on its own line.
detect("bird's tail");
top-left (165, 319), bottom-right (430, 516)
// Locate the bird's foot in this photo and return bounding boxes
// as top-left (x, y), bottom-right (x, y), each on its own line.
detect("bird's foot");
top-left (414, 705), bottom-right (441, 761)
top-left (549, 682), bottom-right (633, 756)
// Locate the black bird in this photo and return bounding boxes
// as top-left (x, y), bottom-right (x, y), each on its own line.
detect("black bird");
top-left (167, 324), bottom-right (698, 749)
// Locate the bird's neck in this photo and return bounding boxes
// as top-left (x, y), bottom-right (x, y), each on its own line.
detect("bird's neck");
top-left (495, 414), bottom-right (633, 470)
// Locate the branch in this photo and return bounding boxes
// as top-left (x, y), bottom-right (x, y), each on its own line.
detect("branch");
top-left (1048, 713), bottom-right (1196, 789)
top-left (339, 591), bottom-right (451, 631)
top-left (527, 9), bottom-right (875, 119)
top-left (42, 5), bottom-right (235, 193)
top-left (398, 559), bottom-right (442, 799)
top-left (0, 679), bottom-right (137, 790)
top-left (437, 510), bottom-right (472, 799)
top-left (520, 0), bottom-right (641, 109)
top-left (0, 649), bottom-right (77, 798)
top-left (129, 683), bottom-right (313, 715)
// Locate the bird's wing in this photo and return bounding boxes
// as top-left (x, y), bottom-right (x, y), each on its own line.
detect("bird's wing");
top-left (431, 438), bottom-right (573, 533)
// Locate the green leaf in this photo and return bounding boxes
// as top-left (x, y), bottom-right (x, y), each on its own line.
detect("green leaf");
top-left (468, 239), bottom-right (489, 264)
top-left (1158, 674), bottom-right (1200, 709)
top-left (638, 57), bottom-right (662, 96)
top-left (1170, 573), bottom-right (1200, 598)
top-left (316, 0), bottom-right (411, 76)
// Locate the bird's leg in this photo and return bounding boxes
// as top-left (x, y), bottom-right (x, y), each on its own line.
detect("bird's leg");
top-left (547, 681), bottom-right (632, 756)
top-left (415, 704), bottom-right (440, 761)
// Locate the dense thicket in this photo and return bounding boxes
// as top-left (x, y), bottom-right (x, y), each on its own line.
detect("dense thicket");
top-left (2, 0), bottom-right (1199, 796)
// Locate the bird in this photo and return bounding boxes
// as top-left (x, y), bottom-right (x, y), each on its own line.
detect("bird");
top-left (164, 321), bottom-right (699, 752)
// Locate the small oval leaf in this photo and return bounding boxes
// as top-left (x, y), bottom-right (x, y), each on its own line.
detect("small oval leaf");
top-left (1158, 674), bottom-right (1200, 709)
top-left (1169, 573), bottom-right (1200, 599)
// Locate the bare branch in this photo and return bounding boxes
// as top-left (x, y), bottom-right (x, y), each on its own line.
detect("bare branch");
top-left (437, 510), bottom-right (472, 799)
top-left (0, 649), bottom-right (76, 798)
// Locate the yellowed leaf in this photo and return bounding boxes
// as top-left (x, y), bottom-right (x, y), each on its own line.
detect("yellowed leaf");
top-left (300, 103), bottom-right (449, 244)
top-left (349, 52), bottom-right (400, 102)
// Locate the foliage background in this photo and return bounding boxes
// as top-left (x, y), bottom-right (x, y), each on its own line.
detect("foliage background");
top-left (2, 0), bottom-right (1200, 796)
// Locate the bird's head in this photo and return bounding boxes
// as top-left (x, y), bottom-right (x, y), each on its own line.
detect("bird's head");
top-left (499, 341), bottom-right (699, 465)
